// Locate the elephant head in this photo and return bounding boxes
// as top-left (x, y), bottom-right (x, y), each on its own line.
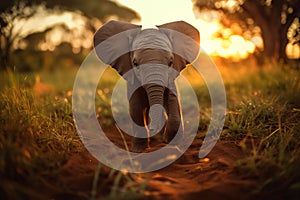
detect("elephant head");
top-left (94, 20), bottom-right (199, 138)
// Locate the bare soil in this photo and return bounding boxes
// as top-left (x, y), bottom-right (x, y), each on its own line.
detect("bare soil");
top-left (52, 128), bottom-right (257, 200)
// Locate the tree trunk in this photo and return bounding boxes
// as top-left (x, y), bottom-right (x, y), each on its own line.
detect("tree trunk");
top-left (260, 25), bottom-right (279, 60)
top-left (241, 0), bottom-right (283, 62)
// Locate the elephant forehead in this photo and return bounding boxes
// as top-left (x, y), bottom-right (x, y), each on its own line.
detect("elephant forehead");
top-left (132, 49), bottom-right (172, 65)
top-left (131, 29), bottom-right (172, 52)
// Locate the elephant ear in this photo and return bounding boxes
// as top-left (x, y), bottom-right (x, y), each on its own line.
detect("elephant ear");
top-left (93, 20), bottom-right (141, 76)
top-left (158, 21), bottom-right (200, 72)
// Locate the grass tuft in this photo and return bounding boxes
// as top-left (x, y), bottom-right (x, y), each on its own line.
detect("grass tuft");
top-left (1, 62), bottom-right (300, 199)
top-left (0, 70), bottom-right (82, 199)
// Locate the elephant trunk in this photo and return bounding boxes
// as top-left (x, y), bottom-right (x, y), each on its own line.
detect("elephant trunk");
top-left (144, 84), bottom-right (164, 105)
top-left (139, 64), bottom-right (168, 135)
top-left (143, 84), bottom-right (166, 135)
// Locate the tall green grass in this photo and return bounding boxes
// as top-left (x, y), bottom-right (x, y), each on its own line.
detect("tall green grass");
top-left (0, 70), bottom-right (82, 199)
top-left (1, 62), bottom-right (300, 199)
top-left (222, 65), bottom-right (300, 199)
top-left (0, 69), bottom-right (147, 199)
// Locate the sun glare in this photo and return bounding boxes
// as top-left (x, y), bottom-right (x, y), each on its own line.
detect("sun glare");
top-left (17, 1), bottom-right (258, 59)
top-left (116, 0), bottom-right (257, 59)
top-left (15, 5), bottom-right (89, 52)
top-left (18, 11), bottom-right (77, 37)
top-left (117, 0), bottom-right (195, 26)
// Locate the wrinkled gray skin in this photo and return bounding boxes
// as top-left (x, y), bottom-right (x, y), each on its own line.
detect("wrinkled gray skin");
top-left (94, 20), bottom-right (199, 152)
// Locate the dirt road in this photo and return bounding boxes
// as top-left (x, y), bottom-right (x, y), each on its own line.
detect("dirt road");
top-left (55, 129), bottom-right (256, 200)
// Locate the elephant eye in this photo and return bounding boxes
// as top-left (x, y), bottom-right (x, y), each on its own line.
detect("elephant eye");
top-left (168, 60), bottom-right (173, 67)
top-left (133, 60), bottom-right (139, 67)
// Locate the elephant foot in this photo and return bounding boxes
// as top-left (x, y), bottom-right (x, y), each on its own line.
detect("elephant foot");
top-left (131, 138), bottom-right (148, 153)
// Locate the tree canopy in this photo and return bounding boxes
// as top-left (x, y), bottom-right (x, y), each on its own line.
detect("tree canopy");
top-left (0, 0), bottom-right (140, 69)
top-left (194, 0), bottom-right (300, 62)
top-left (0, 0), bottom-right (139, 22)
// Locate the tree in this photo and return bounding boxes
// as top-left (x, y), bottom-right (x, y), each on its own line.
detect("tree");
top-left (194, 0), bottom-right (300, 62)
top-left (0, 0), bottom-right (139, 69)
top-left (0, 1), bottom-right (35, 69)
top-left (0, 0), bottom-right (138, 24)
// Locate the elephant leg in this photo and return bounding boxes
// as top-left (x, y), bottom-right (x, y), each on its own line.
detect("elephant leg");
top-left (164, 88), bottom-right (183, 144)
top-left (129, 86), bottom-right (149, 152)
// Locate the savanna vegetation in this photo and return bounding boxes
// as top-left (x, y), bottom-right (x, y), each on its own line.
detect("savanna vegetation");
top-left (1, 60), bottom-right (300, 199)
top-left (1, 0), bottom-right (300, 199)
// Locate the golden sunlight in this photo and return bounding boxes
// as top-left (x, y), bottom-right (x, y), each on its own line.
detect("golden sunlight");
top-left (116, 0), bottom-right (257, 59)
top-left (18, 11), bottom-right (78, 37)
top-left (17, 1), bottom-right (259, 59)
top-left (16, 6), bottom-right (90, 52)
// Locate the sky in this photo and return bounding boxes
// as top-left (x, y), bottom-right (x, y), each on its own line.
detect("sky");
top-left (116, 0), bottom-right (197, 26)
top-left (15, 7), bottom-right (93, 52)
top-left (14, 0), bottom-right (259, 59)
top-left (115, 0), bottom-right (256, 59)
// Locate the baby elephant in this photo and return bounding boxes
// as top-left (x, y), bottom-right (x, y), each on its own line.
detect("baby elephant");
top-left (94, 20), bottom-right (200, 152)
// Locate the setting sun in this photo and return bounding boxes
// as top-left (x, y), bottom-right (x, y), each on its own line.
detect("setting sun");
top-left (116, 0), bottom-right (257, 59)
top-left (13, 0), bottom-right (259, 59)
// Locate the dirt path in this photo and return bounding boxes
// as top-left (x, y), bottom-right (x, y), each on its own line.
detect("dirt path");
top-left (142, 140), bottom-right (255, 200)
top-left (56, 130), bottom-right (256, 200)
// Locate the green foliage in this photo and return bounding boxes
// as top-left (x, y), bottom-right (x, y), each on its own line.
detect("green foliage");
top-left (221, 65), bottom-right (300, 198)
top-left (40, 0), bottom-right (139, 22)
top-left (0, 70), bottom-right (82, 199)
top-left (194, 0), bottom-right (300, 61)
top-left (0, 69), bottom-right (146, 199)
top-left (0, 0), bottom-right (139, 23)
top-left (1, 62), bottom-right (300, 199)
top-left (0, 0), bottom-right (140, 70)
